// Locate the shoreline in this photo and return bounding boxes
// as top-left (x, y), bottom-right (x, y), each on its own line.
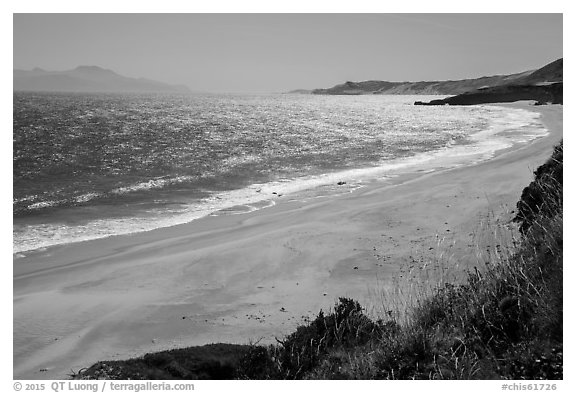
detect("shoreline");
top-left (13, 103), bottom-right (562, 379)
top-left (13, 103), bottom-right (544, 256)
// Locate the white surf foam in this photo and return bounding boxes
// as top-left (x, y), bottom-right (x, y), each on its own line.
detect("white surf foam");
top-left (13, 105), bottom-right (548, 254)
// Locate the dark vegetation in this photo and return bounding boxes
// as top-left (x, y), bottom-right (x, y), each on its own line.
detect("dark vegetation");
top-left (77, 142), bottom-right (562, 380)
top-left (514, 142), bottom-right (563, 234)
top-left (73, 344), bottom-right (251, 380)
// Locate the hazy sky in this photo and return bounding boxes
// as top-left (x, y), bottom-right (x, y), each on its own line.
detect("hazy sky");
top-left (13, 14), bottom-right (563, 93)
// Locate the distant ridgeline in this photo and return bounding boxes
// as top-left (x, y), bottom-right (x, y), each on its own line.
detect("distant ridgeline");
top-left (13, 65), bottom-right (191, 93)
top-left (310, 58), bottom-right (562, 106)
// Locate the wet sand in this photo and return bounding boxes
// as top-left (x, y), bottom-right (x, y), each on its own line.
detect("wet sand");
top-left (13, 103), bottom-right (562, 379)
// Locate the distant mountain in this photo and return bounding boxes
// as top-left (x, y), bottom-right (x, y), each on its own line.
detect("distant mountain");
top-left (414, 58), bottom-right (563, 106)
top-left (310, 59), bottom-right (562, 96)
top-left (285, 89), bottom-right (313, 94)
top-left (13, 66), bottom-right (191, 93)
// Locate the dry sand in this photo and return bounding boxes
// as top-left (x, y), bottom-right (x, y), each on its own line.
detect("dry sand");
top-left (13, 103), bottom-right (562, 380)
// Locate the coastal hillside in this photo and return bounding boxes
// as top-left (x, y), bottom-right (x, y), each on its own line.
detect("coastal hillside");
top-left (511, 58), bottom-right (563, 85)
top-left (311, 58), bottom-right (561, 96)
top-left (13, 66), bottom-right (190, 93)
top-left (414, 83), bottom-right (563, 106)
top-left (415, 59), bottom-right (563, 106)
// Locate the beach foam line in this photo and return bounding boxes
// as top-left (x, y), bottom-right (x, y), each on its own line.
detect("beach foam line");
top-left (13, 106), bottom-right (547, 255)
top-left (15, 175), bottom-right (199, 215)
top-left (110, 175), bottom-right (197, 195)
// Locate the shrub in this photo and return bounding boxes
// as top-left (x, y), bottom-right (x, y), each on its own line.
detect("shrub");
top-left (515, 141), bottom-right (562, 234)
top-left (238, 297), bottom-right (388, 379)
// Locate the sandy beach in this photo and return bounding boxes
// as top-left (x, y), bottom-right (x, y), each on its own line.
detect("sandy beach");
top-left (13, 103), bottom-right (562, 380)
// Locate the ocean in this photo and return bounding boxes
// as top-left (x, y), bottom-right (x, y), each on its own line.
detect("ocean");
top-left (13, 92), bottom-right (547, 254)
